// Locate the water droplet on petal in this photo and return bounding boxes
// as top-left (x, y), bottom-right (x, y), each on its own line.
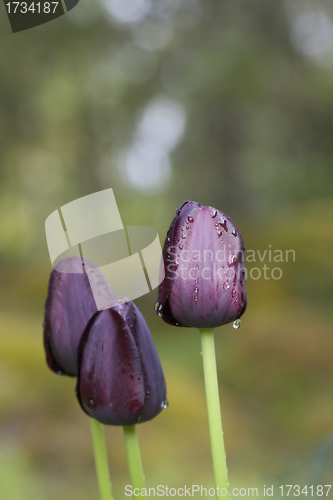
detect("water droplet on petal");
top-left (220, 219), bottom-right (228, 232)
top-left (233, 319), bottom-right (241, 329)
top-left (228, 255), bottom-right (237, 267)
top-left (179, 244), bottom-right (183, 250)
top-left (223, 282), bottom-right (230, 290)
top-left (188, 216), bottom-right (194, 223)
top-left (162, 399), bottom-right (169, 409)
top-left (232, 289), bottom-right (236, 297)
top-left (88, 399), bottom-right (96, 409)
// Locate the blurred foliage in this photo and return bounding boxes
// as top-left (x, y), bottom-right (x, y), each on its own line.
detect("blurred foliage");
top-left (0, 0), bottom-right (333, 499)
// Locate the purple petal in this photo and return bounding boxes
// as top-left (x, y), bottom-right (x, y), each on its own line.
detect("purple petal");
top-left (157, 202), bottom-right (247, 329)
top-left (43, 257), bottom-right (114, 376)
top-left (77, 308), bottom-right (145, 426)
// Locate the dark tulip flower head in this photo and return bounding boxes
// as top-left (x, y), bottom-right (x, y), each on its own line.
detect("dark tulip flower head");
top-left (76, 300), bottom-right (167, 426)
top-left (156, 201), bottom-right (247, 329)
top-left (43, 256), bottom-right (116, 377)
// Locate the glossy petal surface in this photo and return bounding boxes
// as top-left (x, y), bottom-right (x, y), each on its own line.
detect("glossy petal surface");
top-left (43, 257), bottom-right (115, 376)
top-left (157, 201), bottom-right (247, 329)
top-left (77, 302), bottom-right (167, 425)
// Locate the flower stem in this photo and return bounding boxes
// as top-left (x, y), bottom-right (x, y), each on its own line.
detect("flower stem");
top-left (200, 328), bottom-right (229, 495)
top-left (123, 425), bottom-right (146, 498)
top-left (90, 418), bottom-right (113, 500)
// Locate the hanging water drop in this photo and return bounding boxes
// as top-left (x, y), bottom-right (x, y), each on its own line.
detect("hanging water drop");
top-left (233, 319), bottom-right (241, 329)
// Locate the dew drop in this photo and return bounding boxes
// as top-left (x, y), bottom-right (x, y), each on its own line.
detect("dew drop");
top-left (232, 289), bottom-right (236, 297)
top-left (233, 319), bottom-right (241, 329)
top-left (212, 210), bottom-right (218, 218)
top-left (234, 299), bottom-right (239, 305)
top-left (232, 230), bottom-right (238, 237)
top-left (188, 216), bottom-right (194, 223)
top-left (179, 244), bottom-right (183, 250)
top-left (88, 399), bottom-right (96, 409)
top-left (162, 399), bottom-right (169, 409)
top-left (194, 287), bottom-right (199, 294)
top-left (146, 390), bottom-right (150, 398)
top-left (175, 322), bottom-right (179, 326)
top-left (220, 219), bottom-right (228, 232)
top-left (228, 255), bottom-right (237, 267)
top-left (194, 296), bottom-right (198, 301)
top-left (181, 234), bottom-right (186, 239)
top-left (223, 282), bottom-right (230, 290)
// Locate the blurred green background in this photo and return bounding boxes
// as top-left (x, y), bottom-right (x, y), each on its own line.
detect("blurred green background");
top-left (0, 0), bottom-right (332, 498)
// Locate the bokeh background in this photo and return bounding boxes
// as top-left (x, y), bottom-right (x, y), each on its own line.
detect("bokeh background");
top-left (0, 0), bottom-right (332, 498)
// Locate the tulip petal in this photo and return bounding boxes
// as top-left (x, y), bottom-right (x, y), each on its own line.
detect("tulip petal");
top-left (123, 302), bottom-right (167, 422)
top-left (77, 308), bottom-right (145, 426)
top-left (157, 202), bottom-right (247, 329)
top-left (43, 257), bottom-right (116, 376)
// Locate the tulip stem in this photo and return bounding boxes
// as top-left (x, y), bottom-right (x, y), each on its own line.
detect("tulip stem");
top-left (123, 425), bottom-right (146, 498)
top-left (90, 418), bottom-right (113, 500)
top-left (200, 328), bottom-right (229, 496)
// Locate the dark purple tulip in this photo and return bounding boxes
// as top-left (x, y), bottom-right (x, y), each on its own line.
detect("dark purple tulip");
top-left (76, 301), bottom-right (167, 426)
top-left (43, 257), bottom-right (115, 377)
top-left (156, 201), bottom-right (247, 329)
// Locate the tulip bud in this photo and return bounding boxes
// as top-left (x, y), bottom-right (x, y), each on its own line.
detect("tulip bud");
top-left (76, 301), bottom-right (167, 426)
top-left (43, 257), bottom-right (116, 377)
top-left (156, 201), bottom-right (247, 329)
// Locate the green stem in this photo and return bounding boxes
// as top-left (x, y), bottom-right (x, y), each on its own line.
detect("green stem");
top-left (200, 328), bottom-right (229, 496)
top-left (123, 425), bottom-right (146, 498)
top-left (90, 418), bottom-right (113, 500)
